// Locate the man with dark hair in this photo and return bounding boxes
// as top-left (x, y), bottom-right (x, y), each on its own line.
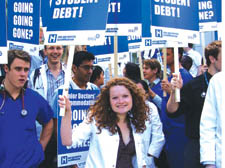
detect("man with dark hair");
top-left (50, 51), bottom-right (99, 167)
top-left (123, 62), bottom-right (141, 81)
top-left (181, 56), bottom-right (193, 71)
top-left (0, 50), bottom-right (53, 168)
top-left (51, 51), bottom-right (98, 111)
top-left (90, 65), bottom-right (104, 88)
top-left (71, 51), bottom-right (97, 89)
top-left (167, 40), bottom-right (222, 168)
top-left (164, 47), bottom-right (186, 74)
top-left (184, 43), bottom-right (202, 77)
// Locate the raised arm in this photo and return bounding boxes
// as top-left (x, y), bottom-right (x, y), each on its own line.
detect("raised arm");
top-left (59, 95), bottom-right (73, 146)
top-left (166, 73), bottom-right (183, 113)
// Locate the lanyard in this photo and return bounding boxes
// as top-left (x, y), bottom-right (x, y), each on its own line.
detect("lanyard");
top-left (204, 72), bottom-right (209, 86)
top-left (201, 72), bottom-right (209, 98)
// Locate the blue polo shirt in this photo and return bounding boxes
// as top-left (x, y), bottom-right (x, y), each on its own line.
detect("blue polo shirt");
top-left (0, 88), bottom-right (53, 168)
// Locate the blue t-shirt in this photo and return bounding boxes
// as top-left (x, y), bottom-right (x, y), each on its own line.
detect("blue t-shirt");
top-left (0, 88), bottom-right (53, 168)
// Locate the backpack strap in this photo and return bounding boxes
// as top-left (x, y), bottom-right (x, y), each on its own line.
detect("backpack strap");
top-left (33, 67), bottom-right (41, 87)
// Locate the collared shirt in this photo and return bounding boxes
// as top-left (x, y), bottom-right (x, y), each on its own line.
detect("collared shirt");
top-left (70, 118), bottom-right (145, 168)
top-left (149, 78), bottom-right (160, 88)
top-left (28, 63), bottom-right (65, 103)
top-left (46, 67), bottom-right (65, 103)
top-left (148, 78), bottom-right (162, 110)
top-left (28, 63), bottom-right (65, 139)
top-left (200, 72), bottom-right (223, 168)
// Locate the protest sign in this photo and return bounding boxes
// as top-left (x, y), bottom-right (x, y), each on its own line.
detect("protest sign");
top-left (57, 89), bottom-right (100, 167)
top-left (151, 0), bottom-right (200, 43)
top-left (7, 0), bottom-right (40, 45)
top-left (0, 0), bottom-right (7, 64)
top-left (106, 0), bottom-right (142, 36)
top-left (128, 35), bottom-right (142, 52)
top-left (7, 41), bottom-right (40, 60)
top-left (41, 1), bottom-right (51, 27)
top-left (44, 0), bottom-right (110, 45)
top-left (87, 36), bottom-right (129, 81)
top-left (141, 0), bottom-right (188, 49)
top-left (199, 0), bottom-right (221, 31)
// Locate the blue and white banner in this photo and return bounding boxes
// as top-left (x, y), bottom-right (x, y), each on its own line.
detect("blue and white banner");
top-left (106, 0), bottom-right (142, 36)
top-left (44, 0), bottom-right (110, 45)
top-left (151, 0), bottom-right (200, 43)
top-left (8, 41), bottom-right (40, 58)
top-left (57, 89), bottom-right (100, 167)
top-left (199, 0), bottom-right (221, 31)
top-left (141, 0), bottom-right (191, 48)
top-left (87, 36), bottom-right (129, 81)
top-left (141, 38), bottom-right (188, 49)
top-left (0, 0), bottom-right (7, 64)
top-left (7, 0), bottom-right (40, 45)
top-left (128, 35), bottom-right (141, 52)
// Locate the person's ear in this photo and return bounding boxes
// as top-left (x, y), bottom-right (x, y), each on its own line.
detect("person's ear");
top-left (153, 68), bottom-right (158, 75)
top-left (209, 55), bottom-right (215, 64)
top-left (72, 65), bottom-right (78, 74)
top-left (3, 65), bottom-right (9, 73)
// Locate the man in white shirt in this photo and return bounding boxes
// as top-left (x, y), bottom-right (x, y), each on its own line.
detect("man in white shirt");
top-left (184, 43), bottom-right (202, 77)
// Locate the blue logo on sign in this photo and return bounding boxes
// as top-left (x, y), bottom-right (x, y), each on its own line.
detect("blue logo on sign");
top-left (48, 34), bottom-right (57, 43)
top-left (0, 51), bottom-right (2, 56)
top-left (61, 156), bottom-right (68, 165)
top-left (9, 43), bottom-right (24, 50)
top-left (145, 39), bottom-right (152, 46)
top-left (155, 29), bottom-right (163, 38)
top-left (96, 34), bottom-right (100, 39)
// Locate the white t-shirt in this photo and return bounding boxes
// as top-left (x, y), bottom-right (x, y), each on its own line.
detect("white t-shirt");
top-left (187, 49), bottom-right (202, 77)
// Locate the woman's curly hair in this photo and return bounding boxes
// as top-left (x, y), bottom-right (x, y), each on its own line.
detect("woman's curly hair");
top-left (87, 77), bottom-right (150, 135)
